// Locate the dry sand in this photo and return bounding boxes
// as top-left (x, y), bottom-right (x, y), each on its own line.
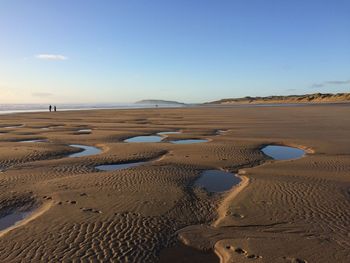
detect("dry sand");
top-left (207, 92), bottom-right (350, 104)
top-left (0, 104), bottom-right (349, 262)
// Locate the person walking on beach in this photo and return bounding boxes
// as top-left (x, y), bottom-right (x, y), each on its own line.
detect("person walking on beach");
top-left (49, 105), bottom-right (52, 112)
top-left (54, 106), bottom-right (57, 112)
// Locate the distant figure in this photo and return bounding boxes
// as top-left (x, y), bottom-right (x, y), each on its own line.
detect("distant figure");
top-left (49, 105), bottom-right (52, 112)
top-left (54, 106), bottom-right (57, 112)
top-left (155, 104), bottom-right (158, 108)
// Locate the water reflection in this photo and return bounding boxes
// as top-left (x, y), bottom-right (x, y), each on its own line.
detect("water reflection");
top-left (171, 139), bottom-right (208, 144)
top-left (261, 145), bottom-right (305, 160)
top-left (0, 210), bottom-right (33, 231)
top-left (124, 135), bottom-right (163, 143)
top-left (96, 161), bottom-right (147, 171)
top-left (194, 170), bottom-right (241, 193)
top-left (68, 144), bottom-right (102, 158)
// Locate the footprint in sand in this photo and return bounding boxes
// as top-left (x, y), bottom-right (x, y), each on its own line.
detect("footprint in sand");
top-left (283, 257), bottom-right (307, 263)
top-left (248, 255), bottom-right (262, 259)
top-left (234, 247), bottom-right (247, 254)
top-left (65, 200), bottom-right (77, 204)
top-left (232, 213), bottom-right (245, 218)
top-left (80, 207), bottom-right (102, 213)
top-left (225, 246), bottom-right (262, 260)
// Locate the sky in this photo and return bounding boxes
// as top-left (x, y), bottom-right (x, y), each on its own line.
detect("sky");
top-left (0, 0), bottom-right (349, 104)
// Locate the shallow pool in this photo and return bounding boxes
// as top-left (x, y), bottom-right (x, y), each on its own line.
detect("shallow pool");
top-left (157, 131), bottom-right (181, 136)
top-left (171, 139), bottom-right (208, 144)
top-left (194, 170), bottom-right (241, 193)
top-left (124, 135), bottom-right (163, 143)
top-left (261, 145), bottom-right (305, 160)
top-left (96, 161), bottom-right (147, 171)
top-left (77, 129), bottom-right (92, 133)
top-left (0, 210), bottom-right (33, 231)
top-left (19, 139), bottom-right (47, 143)
top-left (68, 144), bottom-right (102, 158)
top-left (4, 124), bottom-right (24, 129)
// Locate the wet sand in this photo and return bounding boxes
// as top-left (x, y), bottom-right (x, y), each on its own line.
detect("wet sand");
top-left (0, 104), bottom-right (349, 262)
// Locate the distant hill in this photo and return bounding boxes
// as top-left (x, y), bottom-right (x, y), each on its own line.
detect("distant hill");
top-left (135, 99), bottom-right (186, 105)
top-left (206, 93), bottom-right (350, 105)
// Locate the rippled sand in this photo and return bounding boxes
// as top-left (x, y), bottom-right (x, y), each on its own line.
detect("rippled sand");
top-left (0, 104), bottom-right (349, 262)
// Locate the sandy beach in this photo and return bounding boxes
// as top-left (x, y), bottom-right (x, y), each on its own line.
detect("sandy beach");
top-left (0, 104), bottom-right (349, 262)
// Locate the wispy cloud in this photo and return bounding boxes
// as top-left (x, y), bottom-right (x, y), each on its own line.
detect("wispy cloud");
top-left (36, 54), bottom-right (68, 61)
top-left (32, 92), bottom-right (53, 97)
top-left (311, 79), bottom-right (350, 88)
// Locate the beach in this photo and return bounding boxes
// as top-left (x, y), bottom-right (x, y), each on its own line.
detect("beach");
top-left (0, 104), bottom-right (349, 262)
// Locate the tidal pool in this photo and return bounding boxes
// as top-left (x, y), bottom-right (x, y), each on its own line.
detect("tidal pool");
top-left (124, 135), bottom-right (163, 143)
top-left (216, 129), bottom-right (228, 135)
top-left (0, 210), bottom-right (33, 231)
top-left (77, 129), bottom-right (92, 133)
top-left (4, 124), bottom-right (24, 129)
top-left (171, 139), bottom-right (208, 144)
top-left (68, 144), bottom-right (102, 158)
top-left (194, 170), bottom-right (241, 193)
top-left (157, 131), bottom-right (181, 136)
top-left (19, 139), bottom-right (47, 143)
top-left (261, 145), bottom-right (305, 160)
top-left (96, 161), bottom-right (147, 171)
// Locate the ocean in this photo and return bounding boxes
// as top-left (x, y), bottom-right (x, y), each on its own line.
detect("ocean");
top-left (0, 103), bottom-right (185, 114)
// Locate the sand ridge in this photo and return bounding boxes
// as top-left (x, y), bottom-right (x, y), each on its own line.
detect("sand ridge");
top-left (213, 175), bottom-right (249, 227)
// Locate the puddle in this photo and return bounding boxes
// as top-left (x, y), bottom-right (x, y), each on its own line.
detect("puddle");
top-left (3, 125), bottom-right (24, 129)
top-left (157, 131), bottom-right (181, 136)
top-left (124, 135), bottom-right (163, 143)
top-left (216, 129), bottom-right (228, 135)
top-left (171, 139), bottom-right (208, 144)
top-left (194, 170), bottom-right (241, 193)
top-left (124, 131), bottom-right (185, 143)
top-left (96, 161), bottom-right (147, 171)
top-left (261, 145), bottom-right (305, 160)
top-left (40, 125), bottom-right (64, 130)
top-left (19, 139), bottom-right (47, 143)
top-left (68, 144), bottom-right (102, 158)
top-left (77, 129), bottom-right (92, 133)
top-left (0, 210), bottom-right (33, 231)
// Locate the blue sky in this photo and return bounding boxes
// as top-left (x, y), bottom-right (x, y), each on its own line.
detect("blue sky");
top-left (0, 0), bottom-right (349, 103)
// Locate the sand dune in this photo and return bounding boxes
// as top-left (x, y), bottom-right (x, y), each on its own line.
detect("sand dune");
top-left (0, 104), bottom-right (349, 262)
top-left (207, 92), bottom-right (350, 105)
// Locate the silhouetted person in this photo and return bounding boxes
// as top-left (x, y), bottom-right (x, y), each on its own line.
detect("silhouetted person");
top-left (54, 106), bottom-right (57, 112)
top-left (49, 105), bottom-right (52, 112)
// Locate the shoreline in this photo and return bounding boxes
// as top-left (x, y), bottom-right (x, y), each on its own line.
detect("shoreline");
top-left (0, 104), bottom-right (188, 115)
top-left (1, 101), bottom-right (350, 116)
